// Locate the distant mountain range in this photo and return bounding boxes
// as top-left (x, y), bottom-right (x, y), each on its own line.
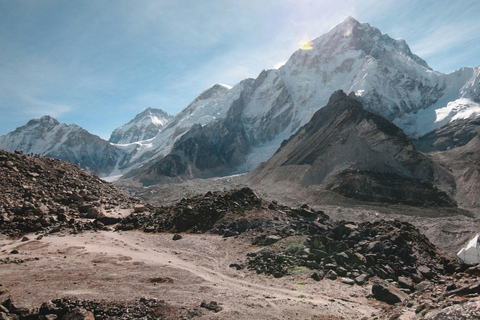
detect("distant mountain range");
top-left (1, 17), bottom-right (479, 198)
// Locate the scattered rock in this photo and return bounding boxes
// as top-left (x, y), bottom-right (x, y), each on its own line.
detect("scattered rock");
top-left (0, 149), bottom-right (149, 236)
top-left (200, 301), bottom-right (222, 313)
top-left (172, 234), bottom-right (182, 241)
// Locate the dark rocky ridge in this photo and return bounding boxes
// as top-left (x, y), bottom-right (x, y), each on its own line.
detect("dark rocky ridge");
top-left (123, 119), bottom-right (250, 185)
top-left (414, 118), bottom-right (480, 212)
top-left (248, 90), bottom-right (455, 207)
top-left (0, 149), bottom-right (147, 236)
top-left (414, 118), bottom-right (480, 153)
top-left (0, 297), bottom-right (201, 319)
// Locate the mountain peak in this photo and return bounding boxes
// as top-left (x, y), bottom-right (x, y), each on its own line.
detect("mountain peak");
top-left (196, 83), bottom-right (231, 102)
top-left (306, 17), bottom-right (431, 71)
top-left (336, 16), bottom-right (361, 32)
top-left (36, 115), bottom-right (60, 125)
top-left (109, 108), bottom-right (173, 144)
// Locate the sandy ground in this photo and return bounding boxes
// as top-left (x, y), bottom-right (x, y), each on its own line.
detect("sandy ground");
top-left (0, 230), bottom-right (385, 319)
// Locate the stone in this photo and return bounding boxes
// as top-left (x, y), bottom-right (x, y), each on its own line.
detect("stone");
top-left (305, 261), bottom-right (320, 269)
top-left (62, 307), bottom-right (95, 320)
top-left (340, 277), bottom-right (355, 285)
top-left (325, 270), bottom-right (338, 280)
top-left (351, 252), bottom-right (367, 265)
top-left (372, 280), bottom-right (408, 305)
top-left (86, 206), bottom-right (106, 219)
top-left (172, 234), bottom-right (183, 241)
top-left (263, 235), bottom-right (282, 245)
top-left (418, 265), bottom-right (434, 280)
top-left (70, 192), bottom-right (84, 202)
top-left (134, 204), bottom-right (146, 213)
top-left (311, 272), bottom-right (324, 281)
top-left (200, 301), bottom-right (223, 313)
top-left (355, 274), bottom-right (369, 285)
top-left (398, 276), bottom-right (414, 292)
top-left (37, 204), bottom-right (49, 215)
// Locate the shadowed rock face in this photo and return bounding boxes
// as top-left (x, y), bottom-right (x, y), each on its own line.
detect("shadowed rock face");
top-left (123, 119), bottom-right (250, 186)
top-left (414, 119), bottom-right (480, 211)
top-left (248, 90), bottom-right (455, 206)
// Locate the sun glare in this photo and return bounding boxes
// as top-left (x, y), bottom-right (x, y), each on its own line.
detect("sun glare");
top-left (299, 35), bottom-right (313, 50)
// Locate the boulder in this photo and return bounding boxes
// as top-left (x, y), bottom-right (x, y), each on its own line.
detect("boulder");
top-left (372, 280), bottom-right (408, 305)
top-left (62, 307), bottom-right (95, 320)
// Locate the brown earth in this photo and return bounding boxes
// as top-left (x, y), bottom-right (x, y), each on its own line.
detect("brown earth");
top-left (1, 230), bottom-right (380, 319)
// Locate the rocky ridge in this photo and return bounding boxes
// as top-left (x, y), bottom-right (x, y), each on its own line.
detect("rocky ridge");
top-left (0, 149), bottom-right (148, 236)
top-left (248, 90), bottom-right (455, 207)
top-left (0, 297), bottom-right (201, 320)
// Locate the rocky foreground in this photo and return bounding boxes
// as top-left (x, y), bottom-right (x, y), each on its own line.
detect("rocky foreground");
top-left (2, 150), bottom-right (480, 319)
top-left (0, 149), bottom-right (150, 236)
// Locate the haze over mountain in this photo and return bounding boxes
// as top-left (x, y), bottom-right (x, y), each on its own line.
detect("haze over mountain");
top-left (1, 17), bottom-right (479, 184)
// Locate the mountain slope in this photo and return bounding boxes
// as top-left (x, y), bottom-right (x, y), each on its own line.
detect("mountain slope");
top-left (1, 17), bottom-right (479, 182)
top-left (414, 118), bottom-right (480, 211)
top-left (121, 17), bottom-right (480, 184)
top-left (247, 90), bottom-right (455, 206)
top-left (0, 116), bottom-right (127, 176)
top-left (109, 108), bottom-right (173, 144)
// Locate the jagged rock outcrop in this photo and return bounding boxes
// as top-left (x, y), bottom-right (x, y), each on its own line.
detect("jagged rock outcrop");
top-left (248, 90), bottom-right (455, 206)
top-left (0, 150), bottom-right (146, 235)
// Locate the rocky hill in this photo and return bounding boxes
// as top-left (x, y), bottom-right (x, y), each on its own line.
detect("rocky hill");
top-left (414, 119), bottom-right (480, 212)
top-left (0, 149), bottom-right (147, 236)
top-left (247, 90), bottom-right (455, 207)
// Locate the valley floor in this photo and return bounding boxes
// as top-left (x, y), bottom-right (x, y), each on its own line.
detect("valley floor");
top-left (1, 230), bottom-right (388, 319)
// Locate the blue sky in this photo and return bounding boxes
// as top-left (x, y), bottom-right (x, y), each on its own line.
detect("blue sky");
top-left (1, 0), bottom-right (479, 140)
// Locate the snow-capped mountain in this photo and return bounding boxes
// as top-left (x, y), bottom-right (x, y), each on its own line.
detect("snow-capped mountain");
top-left (109, 108), bottom-right (173, 144)
top-left (122, 17), bottom-right (480, 184)
top-left (0, 116), bottom-right (127, 176)
top-left (1, 17), bottom-right (479, 183)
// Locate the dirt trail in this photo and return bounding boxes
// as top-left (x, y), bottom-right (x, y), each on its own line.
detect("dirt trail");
top-left (0, 231), bottom-right (379, 319)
